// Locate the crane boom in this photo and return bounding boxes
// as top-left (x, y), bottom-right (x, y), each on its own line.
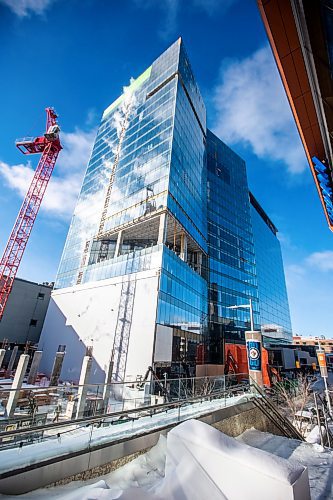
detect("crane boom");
top-left (0, 108), bottom-right (62, 320)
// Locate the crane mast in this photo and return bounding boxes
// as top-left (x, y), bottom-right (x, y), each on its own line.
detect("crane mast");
top-left (0, 108), bottom-right (62, 320)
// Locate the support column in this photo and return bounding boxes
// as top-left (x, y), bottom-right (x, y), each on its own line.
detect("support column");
top-left (27, 350), bottom-right (42, 385)
top-left (102, 360), bottom-right (113, 412)
top-left (157, 212), bottom-right (168, 245)
top-left (49, 351), bottom-right (65, 387)
top-left (0, 349), bottom-right (5, 370)
top-left (76, 355), bottom-right (92, 419)
top-left (180, 232), bottom-right (187, 262)
top-left (7, 346), bottom-right (18, 374)
top-left (6, 354), bottom-right (30, 418)
top-left (114, 230), bottom-right (123, 258)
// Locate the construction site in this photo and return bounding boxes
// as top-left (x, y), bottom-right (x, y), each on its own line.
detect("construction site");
top-left (1, 0), bottom-right (333, 497)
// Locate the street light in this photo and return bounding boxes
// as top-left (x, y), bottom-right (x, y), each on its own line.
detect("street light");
top-left (227, 298), bottom-right (255, 332)
top-left (227, 298), bottom-right (264, 388)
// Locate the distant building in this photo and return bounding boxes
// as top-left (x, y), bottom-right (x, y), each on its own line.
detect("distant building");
top-left (250, 193), bottom-right (292, 344)
top-left (0, 278), bottom-right (53, 347)
top-left (39, 39), bottom-right (293, 383)
top-left (293, 335), bottom-right (333, 353)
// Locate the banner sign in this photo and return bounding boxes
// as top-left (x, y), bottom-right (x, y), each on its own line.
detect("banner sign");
top-left (317, 350), bottom-right (328, 378)
top-left (246, 339), bottom-right (261, 372)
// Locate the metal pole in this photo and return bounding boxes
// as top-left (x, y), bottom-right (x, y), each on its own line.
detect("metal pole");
top-left (314, 392), bottom-right (324, 447)
top-left (249, 298), bottom-right (254, 331)
top-left (323, 376), bottom-right (333, 418)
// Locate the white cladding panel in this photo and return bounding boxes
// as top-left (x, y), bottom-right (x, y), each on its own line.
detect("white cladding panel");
top-left (39, 268), bottom-right (160, 384)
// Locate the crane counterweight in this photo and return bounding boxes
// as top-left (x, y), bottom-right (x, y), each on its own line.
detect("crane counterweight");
top-left (0, 108), bottom-right (62, 320)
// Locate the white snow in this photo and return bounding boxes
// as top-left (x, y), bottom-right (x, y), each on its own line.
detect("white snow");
top-left (238, 428), bottom-right (333, 499)
top-left (0, 421), bottom-right (314, 500)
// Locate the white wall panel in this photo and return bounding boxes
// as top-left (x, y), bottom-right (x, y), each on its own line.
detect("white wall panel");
top-left (39, 268), bottom-right (160, 384)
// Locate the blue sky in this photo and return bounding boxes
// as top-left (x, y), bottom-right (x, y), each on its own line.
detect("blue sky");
top-left (0, 0), bottom-right (332, 336)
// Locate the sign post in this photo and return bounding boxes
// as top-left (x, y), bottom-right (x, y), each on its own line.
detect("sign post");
top-left (316, 349), bottom-right (332, 417)
top-left (245, 331), bottom-right (263, 388)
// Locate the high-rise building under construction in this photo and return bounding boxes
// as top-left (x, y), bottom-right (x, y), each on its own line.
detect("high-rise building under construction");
top-left (39, 39), bottom-right (292, 382)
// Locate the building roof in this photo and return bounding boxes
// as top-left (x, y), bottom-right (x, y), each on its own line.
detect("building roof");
top-left (249, 191), bottom-right (278, 235)
top-left (258, 0), bottom-right (333, 231)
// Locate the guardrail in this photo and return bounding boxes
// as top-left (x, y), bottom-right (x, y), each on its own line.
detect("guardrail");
top-left (0, 375), bottom-right (251, 459)
top-left (0, 373), bottom-right (248, 426)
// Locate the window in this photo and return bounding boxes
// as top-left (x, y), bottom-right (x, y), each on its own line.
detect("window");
top-left (37, 292), bottom-right (45, 299)
top-left (29, 319), bottom-right (38, 327)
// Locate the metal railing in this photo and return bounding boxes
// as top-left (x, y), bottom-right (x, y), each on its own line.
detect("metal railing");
top-left (0, 374), bottom-right (252, 475)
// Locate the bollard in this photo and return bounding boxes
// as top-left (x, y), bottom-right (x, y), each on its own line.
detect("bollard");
top-left (27, 350), bottom-right (43, 385)
top-left (76, 355), bottom-right (92, 419)
top-left (6, 354), bottom-right (30, 418)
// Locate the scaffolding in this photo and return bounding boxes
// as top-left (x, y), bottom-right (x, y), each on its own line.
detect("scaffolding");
top-left (111, 277), bottom-right (137, 382)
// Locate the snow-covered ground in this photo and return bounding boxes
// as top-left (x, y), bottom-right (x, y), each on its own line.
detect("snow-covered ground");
top-left (0, 393), bottom-right (251, 476)
top-left (1, 423), bottom-right (321, 500)
top-left (238, 429), bottom-right (333, 499)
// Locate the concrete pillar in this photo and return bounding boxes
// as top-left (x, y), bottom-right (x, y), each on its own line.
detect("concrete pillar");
top-left (49, 351), bottom-right (65, 387)
top-left (0, 349), bottom-right (5, 370)
top-left (102, 360), bottom-right (113, 412)
top-left (6, 354), bottom-right (30, 418)
top-left (157, 212), bottom-right (168, 245)
top-left (114, 230), bottom-right (123, 258)
top-left (180, 232), bottom-right (187, 262)
top-left (27, 350), bottom-right (42, 385)
top-left (76, 355), bottom-right (92, 419)
top-left (7, 345), bottom-right (18, 374)
top-left (245, 330), bottom-right (263, 388)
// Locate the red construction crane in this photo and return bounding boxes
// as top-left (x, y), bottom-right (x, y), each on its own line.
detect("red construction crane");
top-left (0, 108), bottom-right (62, 320)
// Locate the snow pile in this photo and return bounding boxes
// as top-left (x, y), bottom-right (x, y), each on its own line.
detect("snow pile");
top-left (2, 421), bottom-right (311, 499)
top-left (154, 419), bottom-right (309, 500)
top-left (238, 429), bottom-right (333, 499)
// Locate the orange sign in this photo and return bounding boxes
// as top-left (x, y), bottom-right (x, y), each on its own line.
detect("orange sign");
top-left (317, 351), bottom-right (327, 368)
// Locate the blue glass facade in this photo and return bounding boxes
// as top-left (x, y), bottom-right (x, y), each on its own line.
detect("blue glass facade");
top-left (54, 39), bottom-right (292, 372)
top-left (250, 194), bottom-right (292, 343)
top-left (206, 130), bottom-right (260, 362)
top-left (55, 39), bottom-right (208, 347)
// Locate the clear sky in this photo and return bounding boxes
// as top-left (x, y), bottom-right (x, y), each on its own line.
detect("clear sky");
top-left (0, 0), bottom-right (332, 337)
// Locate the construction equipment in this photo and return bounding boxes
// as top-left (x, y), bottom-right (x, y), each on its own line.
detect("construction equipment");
top-left (137, 366), bottom-right (171, 402)
top-left (0, 108), bottom-right (62, 320)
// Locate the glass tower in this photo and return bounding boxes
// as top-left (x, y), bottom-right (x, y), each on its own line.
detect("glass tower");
top-left (250, 193), bottom-right (292, 343)
top-left (206, 131), bottom-right (260, 364)
top-left (40, 39), bottom-right (292, 382)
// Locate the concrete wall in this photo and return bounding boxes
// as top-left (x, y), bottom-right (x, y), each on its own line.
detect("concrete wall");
top-left (0, 278), bottom-right (52, 345)
top-left (39, 268), bottom-right (160, 384)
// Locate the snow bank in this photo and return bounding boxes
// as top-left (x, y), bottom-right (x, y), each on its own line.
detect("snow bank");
top-left (1, 421), bottom-right (312, 499)
top-left (155, 419), bottom-right (310, 499)
top-left (305, 425), bottom-right (326, 445)
top-left (238, 429), bottom-right (333, 500)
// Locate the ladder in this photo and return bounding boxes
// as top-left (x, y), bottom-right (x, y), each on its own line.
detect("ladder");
top-left (111, 277), bottom-right (137, 382)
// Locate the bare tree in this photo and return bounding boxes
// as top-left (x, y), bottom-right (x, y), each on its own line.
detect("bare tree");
top-left (273, 374), bottom-right (313, 436)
